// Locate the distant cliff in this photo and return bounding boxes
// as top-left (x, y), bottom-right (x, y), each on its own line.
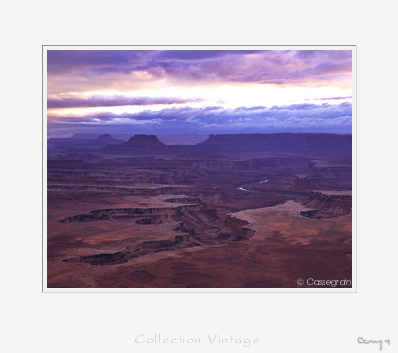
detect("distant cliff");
top-left (123, 134), bottom-right (165, 146)
top-left (47, 134), bottom-right (123, 152)
top-left (51, 132), bottom-right (352, 157)
top-left (198, 133), bottom-right (352, 156)
top-left (302, 191), bottom-right (352, 217)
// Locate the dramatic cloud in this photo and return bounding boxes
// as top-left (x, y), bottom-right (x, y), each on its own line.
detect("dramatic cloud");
top-left (47, 49), bottom-right (352, 93)
top-left (48, 102), bottom-right (352, 134)
top-left (47, 95), bottom-right (203, 108)
top-left (47, 48), bottom-right (353, 136)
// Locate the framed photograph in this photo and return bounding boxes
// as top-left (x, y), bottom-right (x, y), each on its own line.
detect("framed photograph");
top-left (44, 46), bottom-right (355, 292)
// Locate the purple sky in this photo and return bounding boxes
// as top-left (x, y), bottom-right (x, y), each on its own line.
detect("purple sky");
top-left (47, 49), bottom-right (352, 137)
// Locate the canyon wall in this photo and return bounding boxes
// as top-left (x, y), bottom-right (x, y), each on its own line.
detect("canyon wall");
top-left (224, 215), bottom-right (256, 239)
top-left (303, 191), bottom-right (352, 217)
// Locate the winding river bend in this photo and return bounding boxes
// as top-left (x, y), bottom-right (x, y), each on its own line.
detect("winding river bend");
top-left (236, 178), bottom-right (269, 193)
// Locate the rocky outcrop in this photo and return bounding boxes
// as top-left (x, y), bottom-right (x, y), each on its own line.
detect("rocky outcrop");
top-left (102, 134), bottom-right (168, 155)
top-left (163, 197), bottom-right (201, 204)
top-left (58, 213), bottom-right (110, 223)
top-left (49, 184), bottom-right (195, 195)
top-left (291, 175), bottom-right (317, 190)
top-left (169, 208), bottom-right (220, 238)
top-left (173, 222), bottom-right (195, 236)
top-left (96, 134), bottom-right (120, 142)
top-left (123, 134), bottom-right (165, 146)
top-left (65, 251), bottom-right (132, 266)
top-left (58, 204), bottom-right (203, 223)
top-left (308, 161), bottom-right (352, 178)
top-left (135, 218), bottom-right (153, 225)
top-left (199, 187), bottom-right (230, 204)
top-left (300, 209), bottom-right (319, 218)
top-left (302, 191), bottom-right (352, 217)
top-left (224, 215), bottom-right (256, 240)
top-left (64, 234), bottom-right (202, 266)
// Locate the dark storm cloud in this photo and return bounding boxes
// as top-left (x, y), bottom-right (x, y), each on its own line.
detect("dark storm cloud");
top-left (47, 95), bottom-right (203, 108)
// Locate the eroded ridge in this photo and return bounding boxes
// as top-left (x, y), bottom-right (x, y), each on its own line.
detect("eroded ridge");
top-left (49, 184), bottom-right (195, 195)
top-left (302, 190), bottom-right (352, 218)
top-left (58, 185), bottom-right (258, 266)
top-left (58, 204), bottom-right (203, 223)
top-left (64, 234), bottom-right (203, 266)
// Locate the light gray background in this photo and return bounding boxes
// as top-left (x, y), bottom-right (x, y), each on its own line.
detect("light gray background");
top-left (2, 1), bottom-right (396, 352)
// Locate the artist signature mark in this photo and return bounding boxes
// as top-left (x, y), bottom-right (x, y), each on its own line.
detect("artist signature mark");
top-left (358, 337), bottom-right (391, 351)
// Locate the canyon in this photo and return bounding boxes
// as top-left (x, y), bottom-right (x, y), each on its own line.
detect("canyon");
top-left (47, 133), bottom-right (352, 288)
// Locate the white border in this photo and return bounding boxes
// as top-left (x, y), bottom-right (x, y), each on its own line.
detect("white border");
top-left (43, 45), bottom-right (356, 293)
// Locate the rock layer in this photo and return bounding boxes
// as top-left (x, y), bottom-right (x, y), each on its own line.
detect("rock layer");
top-left (64, 234), bottom-right (201, 266)
top-left (302, 191), bottom-right (352, 217)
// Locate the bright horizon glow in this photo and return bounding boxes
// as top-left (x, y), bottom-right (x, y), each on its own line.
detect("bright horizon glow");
top-left (46, 48), bottom-right (353, 136)
top-left (48, 85), bottom-right (351, 118)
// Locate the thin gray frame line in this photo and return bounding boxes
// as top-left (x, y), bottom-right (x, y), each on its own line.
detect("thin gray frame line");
top-left (42, 45), bottom-right (357, 293)
top-left (43, 45), bottom-right (357, 47)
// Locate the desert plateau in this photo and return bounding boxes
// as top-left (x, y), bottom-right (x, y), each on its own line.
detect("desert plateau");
top-left (47, 132), bottom-right (352, 288)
